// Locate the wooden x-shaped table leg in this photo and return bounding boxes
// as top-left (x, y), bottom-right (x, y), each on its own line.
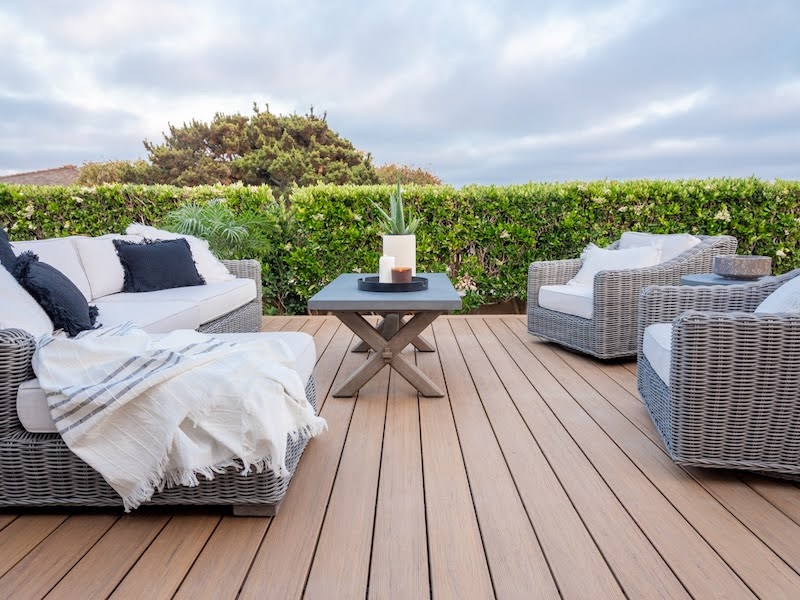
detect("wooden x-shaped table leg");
top-left (352, 314), bottom-right (435, 353)
top-left (333, 311), bottom-right (444, 397)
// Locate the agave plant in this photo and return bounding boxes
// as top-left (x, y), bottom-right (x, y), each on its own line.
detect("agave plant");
top-left (372, 180), bottom-right (421, 235)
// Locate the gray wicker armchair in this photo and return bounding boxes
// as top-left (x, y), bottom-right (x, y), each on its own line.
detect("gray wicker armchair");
top-left (0, 259), bottom-right (315, 515)
top-left (527, 235), bottom-right (737, 359)
top-left (637, 269), bottom-right (800, 479)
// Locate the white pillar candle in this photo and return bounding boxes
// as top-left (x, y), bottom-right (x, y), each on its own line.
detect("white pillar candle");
top-left (379, 255), bottom-right (395, 283)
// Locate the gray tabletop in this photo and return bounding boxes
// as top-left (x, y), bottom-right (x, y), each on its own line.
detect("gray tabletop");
top-left (308, 273), bottom-right (463, 311)
top-left (680, 273), bottom-right (773, 286)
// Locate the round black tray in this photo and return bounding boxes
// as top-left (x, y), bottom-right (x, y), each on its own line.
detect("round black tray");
top-left (357, 276), bottom-right (428, 292)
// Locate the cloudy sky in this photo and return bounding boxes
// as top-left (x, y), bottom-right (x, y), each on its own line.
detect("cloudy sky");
top-left (1, 0), bottom-right (798, 185)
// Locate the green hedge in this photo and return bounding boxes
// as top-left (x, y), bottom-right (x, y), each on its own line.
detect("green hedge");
top-left (2, 178), bottom-right (800, 313)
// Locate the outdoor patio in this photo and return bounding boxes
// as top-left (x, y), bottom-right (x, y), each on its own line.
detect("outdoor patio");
top-left (1, 314), bottom-right (799, 599)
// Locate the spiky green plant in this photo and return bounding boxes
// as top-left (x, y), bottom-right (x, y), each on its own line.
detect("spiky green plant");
top-left (161, 198), bottom-right (274, 259)
top-left (372, 180), bottom-right (421, 235)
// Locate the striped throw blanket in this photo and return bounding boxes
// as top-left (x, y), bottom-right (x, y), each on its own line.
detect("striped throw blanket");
top-left (32, 323), bottom-right (327, 511)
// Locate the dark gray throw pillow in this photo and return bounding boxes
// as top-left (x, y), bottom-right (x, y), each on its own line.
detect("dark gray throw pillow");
top-left (13, 252), bottom-right (98, 337)
top-left (114, 238), bottom-right (205, 293)
top-left (0, 226), bottom-right (16, 273)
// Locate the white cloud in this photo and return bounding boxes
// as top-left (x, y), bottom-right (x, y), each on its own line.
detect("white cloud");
top-left (437, 88), bottom-right (712, 163)
top-left (0, 1), bottom-right (798, 183)
top-left (501, 0), bottom-right (656, 69)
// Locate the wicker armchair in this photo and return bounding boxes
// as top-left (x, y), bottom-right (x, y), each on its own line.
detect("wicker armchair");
top-left (527, 235), bottom-right (737, 359)
top-left (0, 259), bottom-right (314, 515)
top-left (637, 269), bottom-right (800, 479)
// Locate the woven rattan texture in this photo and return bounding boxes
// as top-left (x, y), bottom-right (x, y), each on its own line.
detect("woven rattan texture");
top-left (198, 259), bottom-right (263, 334)
top-left (527, 235), bottom-right (738, 359)
top-left (0, 376), bottom-right (317, 508)
top-left (0, 329), bottom-right (36, 437)
top-left (0, 258), bottom-right (319, 509)
top-left (637, 269), bottom-right (800, 479)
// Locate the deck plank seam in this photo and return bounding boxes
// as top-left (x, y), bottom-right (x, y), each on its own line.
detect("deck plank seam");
top-left (508, 320), bottom-right (764, 598)
top-left (467, 317), bottom-right (633, 599)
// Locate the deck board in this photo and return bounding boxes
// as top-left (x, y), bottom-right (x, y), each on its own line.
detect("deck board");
top-left (2, 315), bottom-right (800, 599)
top-left (538, 331), bottom-right (800, 598)
top-left (46, 515), bottom-right (169, 600)
top-left (435, 320), bottom-right (562, 599)
top-left (480, 318), bottom-right (689, 599)
top-left (368, 366), bottom-right (429, 600)
top-left (0, 515), bottom-right (117, 599)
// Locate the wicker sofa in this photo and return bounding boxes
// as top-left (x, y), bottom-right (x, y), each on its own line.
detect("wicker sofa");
top-left (527, 234), bottom-right (738, 359)
top-left (0, 244), bottom-right (317, 515)
top-left (638, 268), bottom-right (800, 479)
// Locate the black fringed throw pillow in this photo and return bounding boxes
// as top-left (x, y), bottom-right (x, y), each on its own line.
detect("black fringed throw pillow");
top-left (113, 238), bottom-right (205, 293)
top-left (0, 226), bottom-right (16, 273)
top-left (13, 252), bottom-right (98, 337)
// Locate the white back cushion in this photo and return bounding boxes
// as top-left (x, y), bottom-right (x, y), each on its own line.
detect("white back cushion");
top-left (618, 232), bottom-right (702, 263)
top-left (570, 243), bottom-right (662, 287)
top-left (0, 266), bottom-right (53, 337)
top-left (12, 237), bottom-right (93, 301)
top-left (755, 275), bottom-right (800, 314)
top-left (76, 234), bottom-right (143, 299)
top-left (126, 223), bottom-right (235, 284)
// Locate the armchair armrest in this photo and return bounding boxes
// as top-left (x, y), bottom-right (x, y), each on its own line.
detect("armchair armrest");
top-left (0, 329), bottom-right (36, 437)
top-left (657, 311), bottom-right (800, 473)
top-left (222, 259), bottom-right (262, 303)
top-left (637, 269), bottom-right (800, 356)
top-left (527, 259), bottom-right (582, 308)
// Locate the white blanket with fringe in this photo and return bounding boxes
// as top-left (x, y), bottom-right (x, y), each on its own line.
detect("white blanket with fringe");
top-left (32, 322), bottom-right (327, 511)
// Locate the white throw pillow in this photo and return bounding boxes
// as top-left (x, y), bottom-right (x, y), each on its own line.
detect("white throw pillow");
top-left (0, 266), bottom-right (54, 338)
top-left (126, 224), bottom-right (235, 283)
top-left (76, 234), bottom-right (143, 299)
top-left (755, 275), bottom-right (800, 314)
top-left (569, 243), bottom-right (662, 287)
top-left (618, 232), bottom-right (702, 263)
top-left (12, 237), bottom-right (93, 301)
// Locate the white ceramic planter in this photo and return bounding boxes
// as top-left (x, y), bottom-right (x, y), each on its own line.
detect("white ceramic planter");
top-left (382, 234), bottom-right (416, 276)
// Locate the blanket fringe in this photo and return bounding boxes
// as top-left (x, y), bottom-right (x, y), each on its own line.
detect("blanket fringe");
top-left (120, 416), bottom-right (327, 512)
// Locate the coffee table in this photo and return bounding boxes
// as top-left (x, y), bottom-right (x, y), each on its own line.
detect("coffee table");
top-left (307, 273), bottom-right (462, 397)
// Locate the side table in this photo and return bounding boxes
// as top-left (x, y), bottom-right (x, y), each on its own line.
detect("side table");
top-left (680, 273), bottom-right (772, 286)
top-left (307, 273), bottom-right (462, 397)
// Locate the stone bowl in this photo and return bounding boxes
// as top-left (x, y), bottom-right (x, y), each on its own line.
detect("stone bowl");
top-left (712, 255), bottom-right (772, 279)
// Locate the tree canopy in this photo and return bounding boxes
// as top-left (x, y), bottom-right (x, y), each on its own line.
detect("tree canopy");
top-left (78, 104), bottom-right (441, 192)
top-left (142, 105), bottom-right (380, 195)
top-left (375, 163), bottom-right (442, 185)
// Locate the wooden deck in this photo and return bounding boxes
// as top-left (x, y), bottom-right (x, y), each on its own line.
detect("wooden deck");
top-left (2, 315), bottom-right (800, 599)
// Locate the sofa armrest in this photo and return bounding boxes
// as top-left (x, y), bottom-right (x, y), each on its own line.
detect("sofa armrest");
top-left (527, 259), bottom-right (582, 309)
top-left (222, 259), bottom-right (262, 303)
top-left (0, 329), bottom-right (36, 437)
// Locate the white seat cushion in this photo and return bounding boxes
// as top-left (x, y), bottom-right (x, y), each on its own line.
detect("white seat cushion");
top-left (754, 274), bottom-right (800, 314)
top-left (618, 232), bottom-right (702, 263)
top-left (12, 237), bottom-right (93, 301)
top-left (0, 265), bottom-right (54, 337)
top-left (75, 234), bottom-right (143, 299)
top-left (569, 243), bottom-right (662, 287)
top-left (126, 224), bottom-right (235, 284)
top-left (94, 300), bottom-right (202, 333)
top-left (642, 323), bottom-right (672, 386)
top-left (538, 284), bottom-right (594, 319)
top-left (95, 278), bottom-right (257, 326)
top-left (16, 332), bottom-right (316, 433)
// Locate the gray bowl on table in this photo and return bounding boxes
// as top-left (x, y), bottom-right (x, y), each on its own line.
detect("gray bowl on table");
top-left (712, 255), bottom-right (772, 279)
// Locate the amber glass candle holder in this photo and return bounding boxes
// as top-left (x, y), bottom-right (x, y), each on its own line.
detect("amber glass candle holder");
top-left (391, 266), bottom-right (412, 283)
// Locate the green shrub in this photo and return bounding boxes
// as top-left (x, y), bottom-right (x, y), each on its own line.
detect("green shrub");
top-left (2, 177), bottom-right (799, 314)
